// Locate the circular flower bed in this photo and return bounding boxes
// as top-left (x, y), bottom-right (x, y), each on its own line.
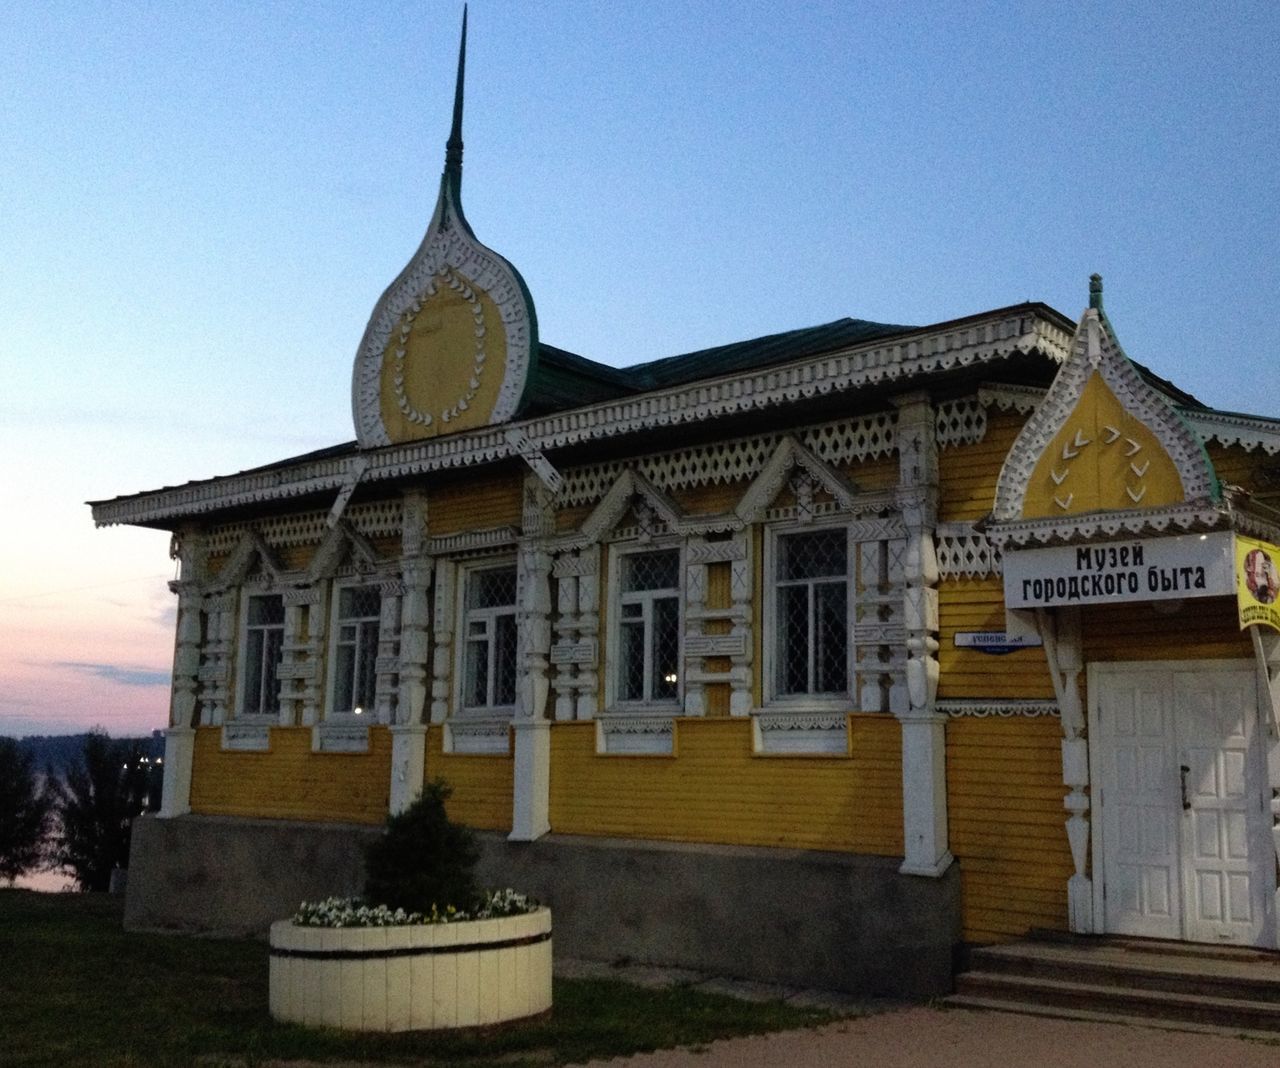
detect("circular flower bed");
top-left (269, 890), bottom-right (552, 1032)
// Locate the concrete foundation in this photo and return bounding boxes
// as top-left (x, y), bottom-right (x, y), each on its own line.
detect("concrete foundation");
top-left (126, 814), bottom-right (960, 998)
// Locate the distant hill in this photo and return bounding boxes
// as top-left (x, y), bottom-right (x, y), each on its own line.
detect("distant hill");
top-left (7, 732), bottom-right (165, 777)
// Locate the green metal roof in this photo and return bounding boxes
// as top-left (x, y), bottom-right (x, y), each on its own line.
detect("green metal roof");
top-left (516, 317), bottom-right (917, 415)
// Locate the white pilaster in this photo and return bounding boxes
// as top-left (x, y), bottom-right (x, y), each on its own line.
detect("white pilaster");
top-left (511, 478), bottom-right (554, 840)
top-left (683, 537), bottom-right (708, 716)
top-left (389, 724), bottom-right (428, 815)
top-left (893, 392), bottom-right (952, 877)
top-left (158, 726), bottom-right (196, 818)
top-left (1039, 605), bottom-right (1091, 931)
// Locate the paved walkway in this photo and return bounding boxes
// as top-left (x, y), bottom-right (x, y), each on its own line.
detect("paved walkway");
top-left (557, 960), bottom-right (1280, 1068)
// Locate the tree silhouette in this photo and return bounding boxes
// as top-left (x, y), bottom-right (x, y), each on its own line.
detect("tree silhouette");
top-left (47, 731), bottom-right (154, 892)
top-left (0, 738), bottom-right (52, 884)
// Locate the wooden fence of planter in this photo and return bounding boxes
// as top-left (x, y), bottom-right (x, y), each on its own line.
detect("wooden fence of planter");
top-left (268, 907), bottom-right (552, 1031)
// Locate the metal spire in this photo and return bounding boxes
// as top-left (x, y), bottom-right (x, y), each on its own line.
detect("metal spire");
top-left (444, 5), bottom-right (467, 179)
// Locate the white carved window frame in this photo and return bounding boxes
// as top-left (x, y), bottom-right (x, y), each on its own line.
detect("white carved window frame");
top-left (446, 557), bottom-right (518, 755)
top-left (323, 578), bottom-right (383, 723)
top-left (234, 589), bottom-right (286, 724)
top-left (761, 520), bottom-right (855, 715)
top-left (603, 540), bottom-right (684, 714)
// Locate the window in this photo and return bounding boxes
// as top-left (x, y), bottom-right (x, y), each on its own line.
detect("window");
top-left (240, 593), bottom-right (284, 717)
top-left (461, 565), bottom-right (518, 713)
top-left (332, 584), bottom-right (381, 715)
top-left (616, 548), bottom-right (681, 705)
top-left (773, 528), bottom-right (849, 698)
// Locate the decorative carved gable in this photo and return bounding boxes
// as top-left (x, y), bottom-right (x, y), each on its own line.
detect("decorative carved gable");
top-left (306, 520), bottom-right (381, 583)
top-left (216, 530), bottom-right (283, 590)
top-left (735, 437), bottom-right (860, 524)
top-left (578, 470), bottom-right (683, 544)
top-left (350, 13), bottom-right (537, 448)
top-left (991, 277), bottom-right (1219, 530)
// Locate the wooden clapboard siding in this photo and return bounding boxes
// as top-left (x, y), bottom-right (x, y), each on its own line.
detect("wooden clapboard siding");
top-left (937, 578), bottom-right (1055, 700)
top-left (190, 726), bottom-right (391, 825)
top-left (1081, 598), bottom-right (1250, 663)
top-left (938, 411), bottom-right (1025, 523)
top-left (548, 716), bottom-right (903, 854)
top-left (671, 480), bottom-right (748, 516)
top-left (424, 726), bottom-right (513, 832)
top-left (841, 455), bottom-right (898, 492)
top-left (947, 714), bottom-right (1072, 942)
top-left (428, 474), bottom-right (523, 536)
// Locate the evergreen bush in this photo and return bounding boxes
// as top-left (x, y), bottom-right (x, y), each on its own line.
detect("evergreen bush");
top-left (361, 780), bottom-right (480, 914)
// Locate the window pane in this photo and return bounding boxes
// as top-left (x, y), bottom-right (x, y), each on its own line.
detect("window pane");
top-left (248, 594), bottom-right (284, 626)
top-left (468, 566), bottom-right (517, 610)
top-left (814, 579), bottom-right (849, 693)
top-left (779, 530), bottom-right (847, 581)
top-left (245, 629), bottom-right (266, 713)
top-left (619, 620), bottom-right (645, 701)
top-left (622, 550), bottom-right (679, 592)
top-left (334, 642), bottom-right (356, 712)
top-left (777, 584), bottom-right (810, 694)
top-left (355, 619), bottom-right (379, 710)
top-left (493, 614), bottom-right (518, 706)
top-left (652, 595), bottom-right (680, 701)
top-left (261, 627), bottom-right (283, 715)
top-left (465, 639), bottom-right (488, 707)
top-left (339, 584), bottom-right (381, 620)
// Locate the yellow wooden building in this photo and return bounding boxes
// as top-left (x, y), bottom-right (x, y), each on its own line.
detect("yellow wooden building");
top-left (92, 25), bottom-right (1280, 996)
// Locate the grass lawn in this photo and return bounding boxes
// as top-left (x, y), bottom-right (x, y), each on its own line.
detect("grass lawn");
top-left (0, 890), bottom-right (834, 1068)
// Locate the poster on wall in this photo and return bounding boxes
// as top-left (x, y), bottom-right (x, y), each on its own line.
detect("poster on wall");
top-left (1236, 534), bottom-right (1280, 633)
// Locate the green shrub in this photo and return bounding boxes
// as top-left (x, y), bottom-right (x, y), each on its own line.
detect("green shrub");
top-left (361, 780), bottom-right (479, 914)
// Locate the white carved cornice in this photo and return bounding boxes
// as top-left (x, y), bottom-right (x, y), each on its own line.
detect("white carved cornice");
top-left (939, 700), bottom-right (1059, 718)
top-left (93, 308), bottom-right (1069, 530)
top-left (985, 502), bottom-right (1228, 548)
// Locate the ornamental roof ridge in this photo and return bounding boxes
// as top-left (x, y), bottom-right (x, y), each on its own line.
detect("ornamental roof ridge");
top-left (988, 276), bottom-right (1220, 535)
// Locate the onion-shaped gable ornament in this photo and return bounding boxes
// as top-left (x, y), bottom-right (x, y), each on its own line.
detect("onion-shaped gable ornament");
top-left (351, 9), bottom-right (538, 448)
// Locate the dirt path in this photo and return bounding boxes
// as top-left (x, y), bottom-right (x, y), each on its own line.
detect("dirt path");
top-left (586, 1005), bottom-right (1280, 1068)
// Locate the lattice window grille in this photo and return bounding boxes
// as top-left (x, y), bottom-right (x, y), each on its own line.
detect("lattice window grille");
top-left (557, 412), bottom-right (899, 508)
top-left (936, 530), bottom-right (1002, 578)
top-left (935, 398), bottom-right (987, 449)
top-left (206, 500), bottom-right (403, 555)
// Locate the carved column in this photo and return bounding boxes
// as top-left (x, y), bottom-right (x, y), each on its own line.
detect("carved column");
top-left (683, 536), bottom-right (708, 716)
top-left (1038, 606), bottom-right (1090, 930)
top-left (197, 591), bottom-right (234, 727)
top-left (551, 551), bottom-right (579, 720)
top-left (160, 530), bottom-right (206, 818)
top-left (893, 392), bottom-right (952, 877)
top-left (729, 531), bottom-right (754, 716)
top-left (575, 546), bottom-right (600, 720)
top-left (511, 477), bottom-right (554, 841)
top-left (429, 560), bottom-right (456, 724)
top-left (391, 492), bottom-right (431, 814)
top-left (1251, 627), bottom-right (1280, 945)
top-left (374, 579), bottom-right (403, 724)
top-left (277, 588), bottom-right (318, 726)
top-left (299, 585), bottom-right (329, 726)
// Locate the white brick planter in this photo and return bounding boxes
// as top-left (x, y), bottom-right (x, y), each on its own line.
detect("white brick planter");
top-left (268, 907), bottom-right (552, 1031)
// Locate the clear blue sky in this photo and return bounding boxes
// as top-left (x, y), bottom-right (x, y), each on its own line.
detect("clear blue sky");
top-left (2, 0), bottom-right (1277, 736)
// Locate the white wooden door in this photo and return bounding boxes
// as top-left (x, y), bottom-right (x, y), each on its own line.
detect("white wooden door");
top-left (1092, 662), bottom-right (1274, 946)
top-left (1177, 670), bottom-right (1271, 944)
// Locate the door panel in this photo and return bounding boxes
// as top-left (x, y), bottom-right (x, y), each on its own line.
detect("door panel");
top-left (1094, 663), bottom-right (1273, 947)
top-left (1177, 671), bottom-right (1268, 944)
top-left (1098, 676), bottom-right (1181, 939)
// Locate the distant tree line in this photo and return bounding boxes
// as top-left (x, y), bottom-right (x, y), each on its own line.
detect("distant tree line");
top-left (0, 731), bottom-right (163, 891)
